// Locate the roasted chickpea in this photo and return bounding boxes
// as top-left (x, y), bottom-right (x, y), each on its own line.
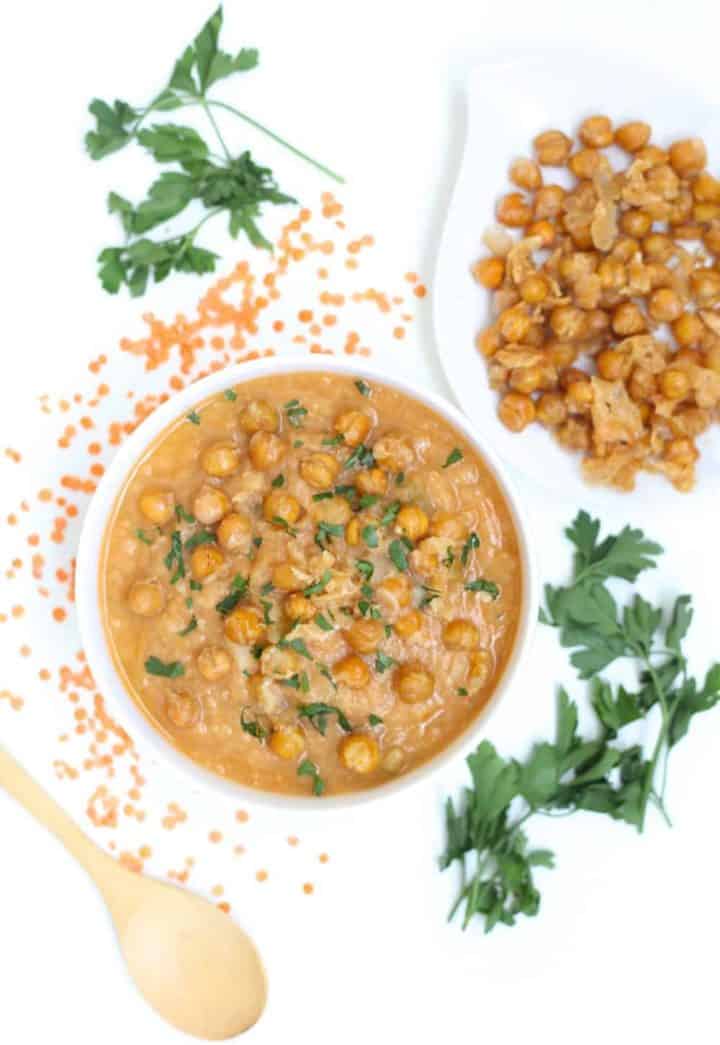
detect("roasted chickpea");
top-left (334, 654), bottom-right (371, 689)
top-left (269, 727), bottom-right (305, 761)
top-left (659, 368), bottom-right (691, 400)
top-left (126, 579), bottom-right (165, 617)
top-left (705, 345), bottom-right (720, 374)
top-left (556, 417), bottom-right (591, 451)
top-left (249, 431), bottom-right (286, 471)
top-left (629, 367), bottom-right (657, 401)
top-left (472, 257), bottom-right (505, 289)
top-left (669, 137), bottom-right (707, 176)
top-left (165, 692), bottom-right (200, 729)
top-left (509, 157), bottom-right (543, 190)
top-left (559, 367), bottom-right (589, 392)
top-left (690, 270), bottom-right (720, 306)
top-left (620, 209), bottom-right (652, 239)
top-left (533, 129), bottom-right (572, 166)
top-left (443, 618), bottom-right (480, 652)
top-left (382, 746), bottom-right (405, 773)
top-left (200, 441), bottom-right (241, 478)
top-left (197, 645), bottom-right (232, 681)
top-left (704, 227), bottom-right (720, 256)
top-left (355, 468), bottom-right (388, 497)
top-left (467, 649), bottom-right (492, 691)
top-left (238, 399), bottom-right (278, 434)
top-left (216, 511), bottom-right (253, 553)
top-left (614, 121), bottom-right (651, 152)
top-left (138, 489), bottom-right (175, 525)
top-left (648, 288), bottom-right (683, 324)
top-left (578, 115), bottom-right (613, 148)
top-left (536, 392), bottom-right (568, 427)
top-left (263, 489), bottom-right (302, 526)
top-left (519, 274), bottom-right (549, 304)
top-left (476, 326), bottom-right (502, 358)
top-left (568, 148), bottom-right (604, 180)
top-left (693, 172), bottom-right (720, 203)
top-left (224, 606), bottom-right (265, 645)
top-left (498, 392), bottom-right (536, 432)
top-left (338, 733), bottom-right (380, 773)
top-left (191, 485), bottom-right (230, 526)
top-left (636, 145), bottom-right (668, 168)
top-left (526, 219), bottom-right (557, 246)
top-left (394, 610), bottom-right (423, 640)
top-left (612, 302), bottom-right (647, 336)
top-left (311, 495), bottom-right (353, 527)
top-left (665, 437), bottom-right (699, 466)
top-left (596, 348), bottom-right (631, 382)
top-left (272, 562), bottom-right (312, 592)
top-left (550, 306), bottom-right (586, 341)
top-left (674, 407), bottom-right (711, 436)
top-left (585, 309), bottom-right (611, 337)
top-left (534, 184), bottom-right (566, 219)
top-left (372, 432), bottom-right (415, 473)
top-left (548, 341), bottom-right (578, 369)
top-left (498, 305), bottom-right (532, 343)
top-left (300, 452), bottom-right (340, 489)
top-left (597, 257), bottom-right (626, 291)
top-left (395, 504), bottom-right (429, 542)
top-left (345, 517), bottom-right (362, 546)
top-left (393, 663), bottom-right (434, 704)
top-left (611, 236), bottom-right (640, 263)
top-left (190, 544), bottom-right (224, 580)
top-left (345, 618), bottom-right (384, 654)
top-left (509, 365), bottom-right (544, 395)
top-left (693, 203), bottom-right (720, 223)
top-left (334, 409), bottom-right (372, 447)
top-left (284, 593), bottom-right (315, 622)
top-left (429, 512), bottom-right (466, 540)
top-left (376, 574), bottom-right (413, 609)
top-left (642, 233), bottom-right (674, 262)
top-left (496, 192), bottom-right (533, 227)
top-left (566, 381), bottom-right (594, 410)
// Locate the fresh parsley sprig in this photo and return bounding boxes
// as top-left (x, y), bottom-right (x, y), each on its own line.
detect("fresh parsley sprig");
top-left (87, 6), bottom-right (343, 296)
top-left (440, 511), bottom-right (720, 934)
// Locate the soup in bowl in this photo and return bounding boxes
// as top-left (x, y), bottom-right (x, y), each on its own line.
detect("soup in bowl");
top-left (78, 360), bottom-right (536, 804)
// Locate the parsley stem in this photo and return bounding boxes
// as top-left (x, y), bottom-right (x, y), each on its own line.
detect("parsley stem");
top-left (638, 656), bottom-right (672, 831)
top-left (200, 98), bottom-right (233, 163)
top-left (207, 99), bottom-right (345, 183)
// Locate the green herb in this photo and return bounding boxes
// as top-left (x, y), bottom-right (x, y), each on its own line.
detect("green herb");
top-left (88, 6), bottom-right (342, 297)
top-left (298, 702), bottom-right (351, 735)
top-left (374, 651), bottom-right (396, 674)
top-left (185, 597), bottom-right (193, 608)
top-left (187, 411), bottom-right (201, 425)
top-left (293, 439), bottom-right (304, 448)
top-left (314, 613), bottom-right (334, 632)
top-left (273, 516), bottom-right (298, 537)
top-left (334, 484), bottom-right (356, 499)
top-left (359, 494), bottom-right (380, 509)
top-left (368, 714), bottom-right (383, 727)
top-left (178, 616), bottom-right (198, 636)
top-left (135, 528), bottom-right (155, 545)
top-left (440, 511), bottom-right (720, 934)
top-left (396, 471), bottom-right (405, 486)
top-left (164, 530), bottom-right (185, 583)
top-left (461, 532), bottom-right (480, 566)
top-left (457, 687), bottom-right (468, 697)
top-left (465, 578), bottom-right (500, 599)
top-left (278, 637), bottom-right (313, 660)
top-left (260, 599), bottom-right (274, 625)
top-left (380, 501), bottom-right (401, 527)
top-left (145, 656), bottom-right (185, 677)
top-left (420, 585), bottom-right (440, 608)
top-left (384, 624), bottom-right (392, 638)
top-left (315, 522), bottom-right (344, 548)
top-left (259, 581), bottom-right (274, 596)
top-left (360, 583), bottom-right (374, 599)
top-left (355, 379), bottom-right (372, 397)
top-left (240, 707), bottom-right (269, 742)
top-left (442, 547), bottom-right (455, 568)
top-left (215, 574), bottom-right (248, 615)
top-left (344, 444), bottom-right (376, 470)
top-left (224, 388), bottom-right (237, 401)
top-left (312, 491), bottom-right (334, 502)
top-left (389, 539), bottom-right (409, 572)
top-left (271, 473), bottom-right (285, 488)
top-left (322, 434), bottom-right (345, 447)
top-left (252, 536), bottom-right (263, 549)
top-left (297, 758), bottom-right (325, 796)
top-left (303, 570), bottom-right (332, 597)
top-left (250, 643), bottom-right (265, 659)
top-left (189, 579), bottom-right (203, 591)
top-left (318, 663), bottom-right (337, 689)
top-left (356, 560), bottom-right (374, 581)
top-left (184, 529), bottom-right (217, 551)
top-left (284, 399), bottom-right (308, 428)
top-left (442, 447), bottom-right (463, 469)
top-left (175, 504), bottom-right (196, 524)
top-left (280, 672), bottom-right (310, 693)
top-left (362, 524), bottom-right (379, 549)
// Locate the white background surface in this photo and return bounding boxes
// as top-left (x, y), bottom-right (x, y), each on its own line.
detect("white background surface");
top-left (1, 1), bottom-right (719, 1043)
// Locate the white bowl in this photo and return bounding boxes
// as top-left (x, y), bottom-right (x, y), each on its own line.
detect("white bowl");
top-left (76, 356), bottom-right (538, 810)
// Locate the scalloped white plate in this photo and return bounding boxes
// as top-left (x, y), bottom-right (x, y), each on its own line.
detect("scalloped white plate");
top-left (433, 54), bottom-right (720, 504)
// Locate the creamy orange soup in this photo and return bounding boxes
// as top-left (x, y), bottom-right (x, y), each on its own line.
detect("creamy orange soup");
top-left (101, 373), bottom-right (523, 796)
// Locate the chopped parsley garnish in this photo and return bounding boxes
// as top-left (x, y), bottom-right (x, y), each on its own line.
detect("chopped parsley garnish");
top-left (360, 583), bottom-right (374, 599)
top-left (215, 574), bottom-right (249, 615)
top-left (457, 687), bottom-right (469, 697)
top-left (442, 547), bottom-right (455, 567)
top-left (175, 504), bottom-right (196, 524)
top-left (252, 536), bottom-right (263, 549)
top-left (355, 379), bottom-right (372, 397)
top-left (303, 570), bottom-right (332, 597)
top-left (260, 581), bottom-right (274, 596)
top-left (465, 579), bottom-right (500, 599)
top-left (297, 758), bottom-right (325, 796)
top-left (389, 538), bottom-right (409, 572)
top-left (315, 522), bottom-right (344, 548)
top-left (314, 613), bottom-right (334, 632)
top-left (189, 579), bottom-right (203, 591)
top-left (240, 707), bottom-right (269, 742)
top-left (186, 410), bottom-right (201, 425)
top-left (224, 388), bottom-right (237, 401)
top-left (334, 484), bottom-right (356, 499)
top-left (271, 473), bottom-right (285, 488)
top-left (318, 663), bottom-right (337, 689)
top-left (396, 471), bottom-right (405, 486)
top-left (272, 516), bottom-right (298, 536)
top-left (461, 532), bottom-right (480, 566)
top-left (359, 493), bottom-right (380, 509)
top-left (374, 651), bottom-right (396, 673)
top-left (420, 585), bottom-right (441, 608)
top-left (184, 529), bottom-right (217, 551)
top-left (178, 616), bottom-right (198, 636)
top-left (284, 399), bottom-right (308, 428)
top-left (344, 444), bottom-right (376, 470)
top-left (278, 636), bottom-right (313, 660)
top-left (280, 672), bottom-right (310, 693)
top-left (322, 433), bottom-right (345, 446)
top-left (362, 524), bottom-right (379, 549)
top-left (260, 599), bottom-right (274, 625)
top-left (298, 702), bottom-right (351, 735)
top-left (368, 713), bottom-right (384, 726)
top-left (356, 559), bottom-right (374, 581)
top-left (442, 447), bottom-right (463, 468)
top-left (135, 528), bottom-right (155, 545)
top-left (312, 491), bottom-right (334, 501)
top-left (185, 597), bottom-right (193, 608)
top-left (164, 531), bottom-right (185, 583)
top-left (250, 643), bottom-right (265, 659)
top-left (293, 439), bottom-right (304, 448)
top-left (381, 501), bottom-right (401, 527)
top-left (145, 656), bottom-right (185, 677)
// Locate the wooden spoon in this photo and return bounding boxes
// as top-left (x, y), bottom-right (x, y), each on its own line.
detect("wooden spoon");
top-left (0, 748), bottom-right (267, 1039)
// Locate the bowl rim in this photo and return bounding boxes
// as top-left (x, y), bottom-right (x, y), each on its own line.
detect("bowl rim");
top-left (76, 354), bottom-right (538, 811)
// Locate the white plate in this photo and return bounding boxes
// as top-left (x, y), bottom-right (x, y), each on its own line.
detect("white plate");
top-left (433, 54), bottom-right (720, 504)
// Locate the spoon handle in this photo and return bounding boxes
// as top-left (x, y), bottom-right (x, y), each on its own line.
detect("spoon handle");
top-left (0, 747), bottom-right (112, 884)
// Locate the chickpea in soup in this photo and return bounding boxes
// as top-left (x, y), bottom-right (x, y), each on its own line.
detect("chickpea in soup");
top-left (101, 373), bottom-right (523, 796)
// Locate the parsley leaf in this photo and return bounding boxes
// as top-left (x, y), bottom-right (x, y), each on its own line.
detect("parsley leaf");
top-left (284, 399), bottom-right (308, 428)
top-left (374, 651), bottom-right (396, 673)
top-left (145, 656), bottom-right (185, 677)
top-left (315, 522), bottom-right (344, 548)
top-left (355, 379), bottom-right (372, 397)
top-left (303, 570), bottom-right (332, 597)
top-left (389, 539), bottom-right (409, 572)
top-left (278, 637), bottom-right (313, 660)
top-left (184, 529), bottom-right (217, 551)
top-left (175, 504), bottom-right (196, 524)
top-left (224, 388), bottom-right (237, 401)
top-left (380, 501), bottom-right (401, 527)
top-left (136, 529), bottom-right (155, 545)
top-left (465, 578), bottom-right (500, 599)
top-left (461, 531), bottom-right (479, 566)
top-left (240, 707), bottom-right (269, 742)
top-left (368, 713), bottom-right (383, 726)
top-left (164, 530), bottom-right (185, 583)
top-left (361, 524), bottom-right (379, 549)
top-left (298, 702), bottom-right (352, 735)
top-left (297, 758), bottom-right (325, 796)
top-left (442, 447), bottom-right (463, 468)
top-left (178, 616), bottom-right (198, 636)
top-left (314, 613), bottom-right (334, 632)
